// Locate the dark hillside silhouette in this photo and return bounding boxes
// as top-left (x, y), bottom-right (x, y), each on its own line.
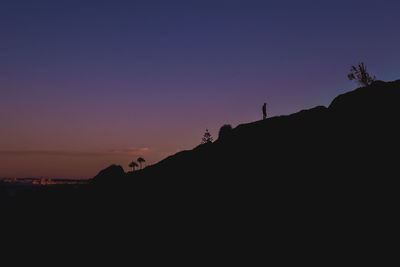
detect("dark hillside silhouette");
top-left (82, 80), bottom-right (400, 255)
top-left (90, 80), bottom-right (399, 213)
top-left (6, 79), bottom-right (399, 256)
top-left (91, 164), bottom-right (125, 187)
top-left (218, 124), bottom-right (233, 140)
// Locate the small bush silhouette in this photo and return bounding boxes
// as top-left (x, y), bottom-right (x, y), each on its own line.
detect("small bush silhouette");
top-left (218, 124), bottom-right (233, 140)
top-left (201, 129), bottom-right (213, 144)
top-left (348, 62), bottom-right (376, 87)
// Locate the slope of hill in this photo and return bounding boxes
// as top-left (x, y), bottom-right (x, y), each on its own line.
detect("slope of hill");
top-left (91, 80), bottom-right (399, 210)
top-left (7, 80), bottom-right (399, 254)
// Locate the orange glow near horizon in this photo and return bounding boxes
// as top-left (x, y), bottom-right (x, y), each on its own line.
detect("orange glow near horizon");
top-left (1, 0), bottom-right (399, 178)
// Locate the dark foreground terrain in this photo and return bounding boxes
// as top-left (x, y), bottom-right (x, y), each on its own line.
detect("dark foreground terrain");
top-left (2, 80), bottom-right (398, 259)
top-left (3, 80), bottom-right (399, 206)
top-left (93, 79), bottom-right (398, 203)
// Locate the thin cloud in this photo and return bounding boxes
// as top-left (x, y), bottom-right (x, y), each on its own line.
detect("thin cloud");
top-left (0, 147), bottom-right (150, 157)
top-left (107, 147), bottom-right (150, 155)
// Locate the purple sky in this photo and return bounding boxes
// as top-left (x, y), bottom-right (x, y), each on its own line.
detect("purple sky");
top-left (1, 0), bottom-right (399, 178)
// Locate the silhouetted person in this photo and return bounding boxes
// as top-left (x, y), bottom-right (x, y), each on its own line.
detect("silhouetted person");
top-left (262, 102), bottom-right (267, 120)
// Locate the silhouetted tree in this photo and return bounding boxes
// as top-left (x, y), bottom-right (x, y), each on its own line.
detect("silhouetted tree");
top-left (218, 124), bottom-right (233, 140)
top-left (348, 62), bottom-right (376, 87)
top-left (201, 129), bottom-right (213, 144)
top-left (137, 157), bottom-right (145, 169)
top-left (129, 161), bottom-right (138, 172)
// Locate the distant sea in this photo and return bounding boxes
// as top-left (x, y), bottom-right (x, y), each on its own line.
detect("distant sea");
top-left (0, 179), bottom-right (89, 197)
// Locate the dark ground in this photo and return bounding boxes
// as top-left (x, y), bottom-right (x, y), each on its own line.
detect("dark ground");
top-left (2, 80), bottom-right (398, 260)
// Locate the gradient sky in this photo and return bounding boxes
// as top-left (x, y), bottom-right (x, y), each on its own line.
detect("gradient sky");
top-left (1, 0), bottom-right (399, 178)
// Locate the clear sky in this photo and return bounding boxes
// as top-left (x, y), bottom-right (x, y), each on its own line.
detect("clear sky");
top-left (1, 0), bottom-right (399, 178)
